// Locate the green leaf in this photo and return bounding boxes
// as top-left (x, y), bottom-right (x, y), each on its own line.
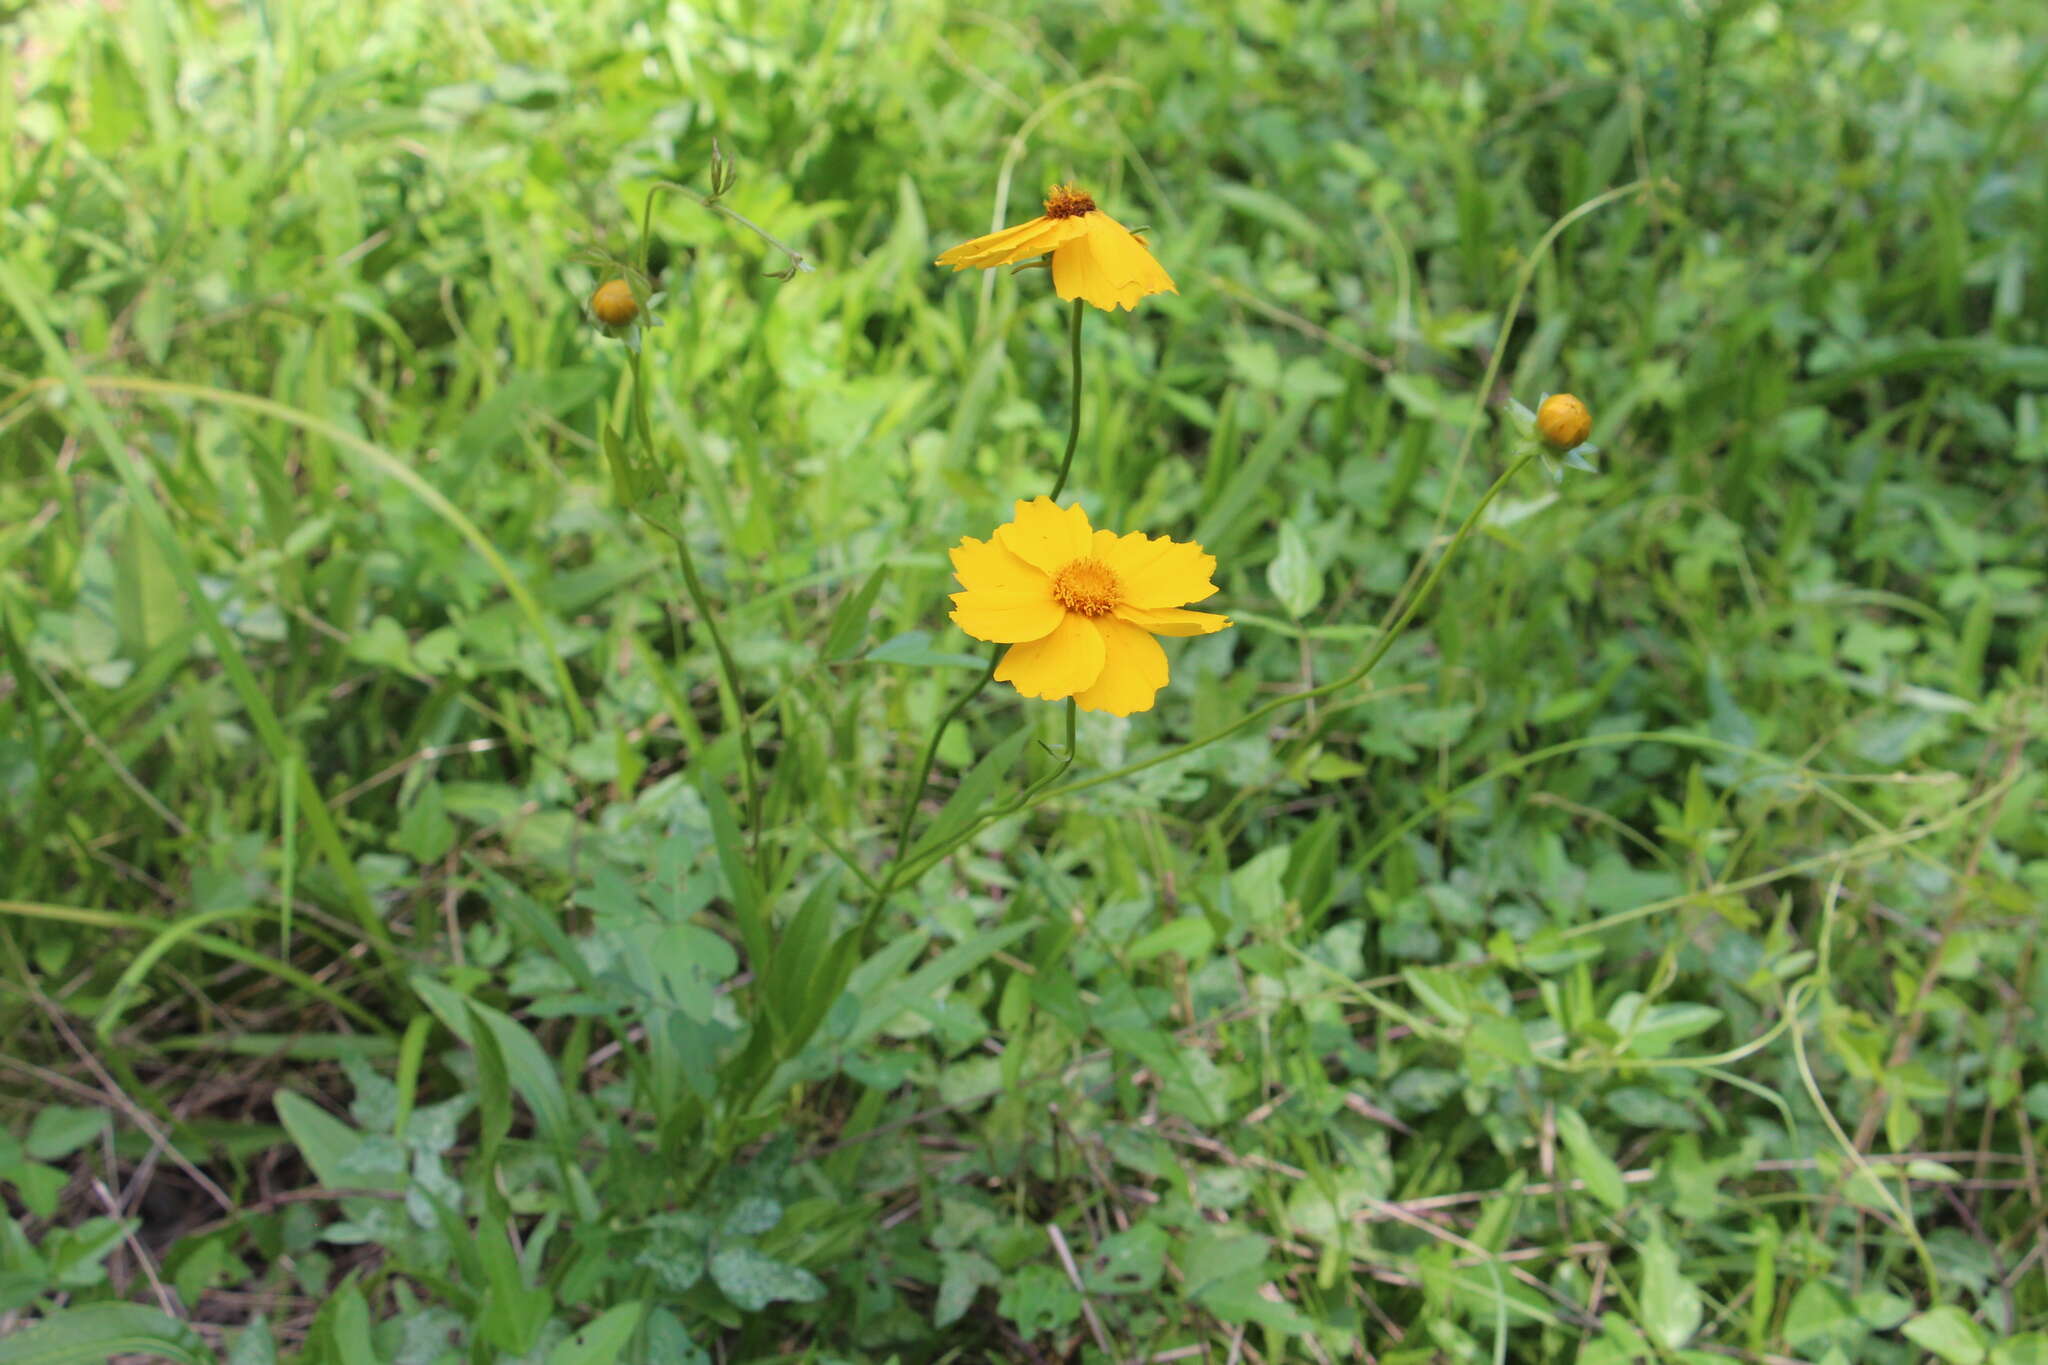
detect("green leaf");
top-left (466, 1000), bottom-right (574, 1150)
top-left (865, 630), bottom-right (987, 669)
top-left (272, 1091), bottom-right (403, 1192)
top-left (936, 1251), bottom-right (999, 1327)
top-left (1552, 1108), bottom-right (1629, 1212)
top-left (1266, 519), bottom-right (1324, 618)
top-left (820, 567), bottom-right (887, 661)
top-left (849, 921), bottom-right (1035, 1048)
top-left (1211, 181), bottom-right (1327, 247)
top-left (394, 782), bottom-right (457, 863)
top-left (1902, 1307), bottom-right (1990, 1365)
top-left (1082, 1223), bottom-right (1168, 1296)
top-left (0, 1304), bottom-right (210, 1364)
top-left (635, 1213), bottom-right (710, 1292)
top-left (1128, 916), bottom-right (1215, 963)
top-left (325, 1284), bottom-right (376, 1365)
top-left (1607, 994), bottom-right (1724, 1057)
top-left (901, 728), bottom-right (1034, 870)
top-left (477, 1217), bottom-right (553, 1354)
top-left (546, 1303), bottom-right (645, 1365)
top-left (1993, 1334), bottom-right (2048, 1365)
top-left (111, 498), bottom-right (182, 665)
top-left (708, 1245), bottom-right (825, 1312)
top-left (225, 1319), bottom-right (277, 1365)
top-left (26, 1105), bottom-right (109, 1162)
top-left (1638, 1231), bottom-right (1703, 1349)
top-left (762, 873), bottom-right (846, 1041)
top-left (719, 1196), bottom-right (782, 1238)
top-left (704, 779), bottom-right (770, 973)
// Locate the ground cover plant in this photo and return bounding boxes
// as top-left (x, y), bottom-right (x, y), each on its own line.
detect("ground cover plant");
top-left (2, 0), bottom-right (2045, 1361)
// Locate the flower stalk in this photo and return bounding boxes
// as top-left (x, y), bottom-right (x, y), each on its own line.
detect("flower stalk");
top-left (865, 293), bottom-right (1092, 936)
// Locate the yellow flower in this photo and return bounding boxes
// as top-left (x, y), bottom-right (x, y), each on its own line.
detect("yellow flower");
top-left (935, 184), bottom-right (1177, 313)
top-left (591, 279), bottom-right (638, 327)
top-left (949, 498), bottom-right (1229, 716)
top-left (1536, 392), bottom-right (1592, 450)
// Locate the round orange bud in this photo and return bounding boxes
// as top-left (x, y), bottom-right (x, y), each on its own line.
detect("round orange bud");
top-left (1536, 393), bottom-right (1592, 450)
top-left (591, 279), bottom-right (638, 327)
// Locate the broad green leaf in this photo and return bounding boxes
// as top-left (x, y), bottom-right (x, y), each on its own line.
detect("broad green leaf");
top-left (1993, 1334), bottom-right (2048, 1365)
top-left (1553, 1108), bottom-right (1629, 1212)
top-left (273, 1090), bottom-right (403, 1193)
top-left (936, 1250), bottom-right (999, 1328)
top-left (1638, 1231), bottom-right (1703, 1349)
top-left (0, 1304), bottom-right (209, 1364)
top-left (1902, 1307), bottom-right (1990, 1365)
top-left (634, 1213), bottom-right (709, 1292)
top-left (1128, 916), bottom-right (1215, 963)
top-left (546, 1303), bottom-right (645, 1365)
top-left (326, 1284), bottom-right (376, 1365)
top-left (1266, 519), bottom-right (1323, 618)
top-left (466, 1000), bottom-right (574, 1149)
top-left (225, 1319), bottom-right (277, 1365)
top-left (708, 1246), bottom-right (825, 1312)
top-left (1082, 1222), bottom-right (1168, 1296)
top-left (25, 1106), bottom-right (110, 1162)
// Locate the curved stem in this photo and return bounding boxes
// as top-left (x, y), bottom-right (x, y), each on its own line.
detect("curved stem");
top-left (627, 345), bottom-right (764, 843)
top-left (641, 179), bottom-right (813, 278)
top-left (865, 298), bottom-right (1090, 932)
top-left (886, 648), bottom-right (999, 872)
top-left (1049, 297), bottom-right (1086, 500)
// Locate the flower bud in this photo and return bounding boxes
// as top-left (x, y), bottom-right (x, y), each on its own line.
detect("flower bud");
top-left (1536, 393), bottom-right (1592, 450)
top-left (591, 279), bottom-right (638, 327)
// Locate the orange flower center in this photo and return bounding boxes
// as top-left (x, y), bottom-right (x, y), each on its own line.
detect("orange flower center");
top-left (1050, 557), bottom-right (1121, 617)
top-left (1043, 184), bottom-right (1096, 219)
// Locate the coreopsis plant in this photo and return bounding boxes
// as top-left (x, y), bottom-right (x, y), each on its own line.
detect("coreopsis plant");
top-left (949, 498), bottom-right (1230, 716)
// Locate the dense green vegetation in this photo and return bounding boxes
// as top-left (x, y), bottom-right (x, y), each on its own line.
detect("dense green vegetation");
top-left (2, 1), bottom-right (2044, 1361)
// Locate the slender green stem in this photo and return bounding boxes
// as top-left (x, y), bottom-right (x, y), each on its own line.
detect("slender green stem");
top-left (626, 345), bottom-right (764, 842)
top-left (885, 647), bottom-right (1000, 869)
top-left (641, 179), bottom-right (813, 278)
top-left (1049, 297), bottom-right (1085, 500)
top-left (865, 298), bottom-right (1090, 930)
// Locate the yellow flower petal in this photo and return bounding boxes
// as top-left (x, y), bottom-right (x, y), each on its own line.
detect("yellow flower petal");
top-left (1093, 528), bottom-right (1219, 608)
top-left (949, 534), bottom-right (1048, 596)
top-left (949, 590), bottom-right (1063, 643)
top-left (1049, 223), bottom-right (1116, 310)
top-left (995, 612), bottom-right (1105, 700)
top-left (936, 215), bottom-right (1091, 270)
top-left (1050, 213), bottom-right (1177, 312)
top-left (1087, 214), bottom-right (1178, 305)
top-left (996, 497), bottom-right (1095, 576)
top-left (1073, 618), bottom-right (1169, 716)
top-left (1113, 603), bottom-right (1232, 637)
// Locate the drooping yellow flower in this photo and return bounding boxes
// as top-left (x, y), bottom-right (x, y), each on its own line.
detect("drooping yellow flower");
top-left (949, 498), bottom-right (1229, 716)
top-left (935, 185), bottom-right (1177, 313)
